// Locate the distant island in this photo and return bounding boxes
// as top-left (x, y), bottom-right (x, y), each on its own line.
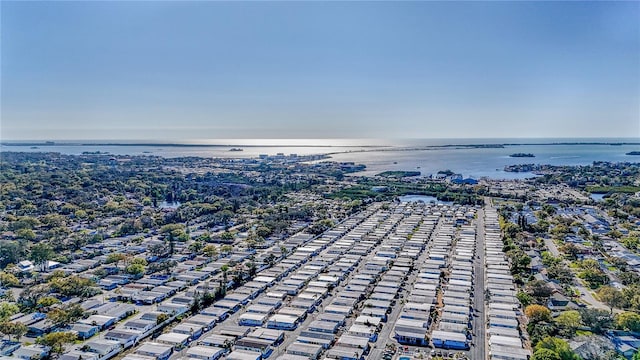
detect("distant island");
top-left (377, 170), bottom-right (421, 178)
top-left (437, 169), bottom-right (455, 176)
top-left (82, 151), bottom-right (110, 155)
top-left (626, 151), bottom-right (640, 156)
top-left (509, 153), bottom-right (535, 158)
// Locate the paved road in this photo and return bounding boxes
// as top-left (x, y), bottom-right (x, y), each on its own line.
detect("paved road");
top-left (272, 209), bottom-right (408, 358)
top-left (471, 208), bottom-right (486, 360)
top-left (544, 236), bottom-right (613, 312)
top-left (544, 238), bottom-right (561, 257)
top-left (574, 282), bottom-right (615, 312)
top-left (369, 217), bottom-right (443, 359)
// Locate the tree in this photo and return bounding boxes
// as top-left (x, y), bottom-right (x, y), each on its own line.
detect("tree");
top-left (246, 262), bottom-right (257, 277)
top-left (280, 245), bottom-right (289, 257)
top-left (0, 272), bottom-right (19, 287)
top-left (220, 232), bottom-right (234, 241)
top-left (16, 228), bottom-right (36, 241)
top-left (578, 268), bottom-right (609, 289)
top-left (189, 241), bottom-right (204, 254)
top-left (534, 337), bottom-right (581, 360)
top-left (197, 231), bottom-right (212, 242)
top-left (0, 302), bottom-right (19, 321)
top-left (555, 310), bottom-right (581, 337)
top-left (526, 304), bottom-right (552, 323)
top-left (36, 296), bottom-right (61, 309)
top-left (308, 219), bottom-right (334, 235)
top-left (221, 245), bottom-right (233, 254)
top-left (255, 226), bottom-right (272, 238)
top-left (220, 264), bottom-right (229, 286)
top-left (532, 349), bottom-right (561, 360)
top-left (156, 313), bottom-right (169, 325)
top-left (37, 331), bottom-right (77, 355)
top-left (190, 292), bottom-right (201, 314)
top-left (547, 264), bottom-right (574, 285)
top-left (65, 304), bottom-right (85, 324)
top-left (48, 275), bottom-right (99, 297)
top-left (47, 304), bottom-right (85, 327)
top-left (616, 311), bottom-right (640, 332)
top-left (620, 272), bottom-right (640, 286)
top-left (597, 286), bottom-right (626, 313)
top-left (203, 245), bottom-right (219, 259)
top-left (527, 280), bottom-right (553, 302)
top-left (105, 253), bottom-right (128, 266)
top-left (219, 210), bottom-right (234, 229)
top-left (130, 258), bottom-right (147, 266)
top-left (579, 308), bottom-right (613, 334)
top-left (580, 259), bottom-right (600, 270)
top-left (149, 243), bottom-right (166, 258)
top-left (559, 243), bottom-right (580, 260)
top-left (126, 263), bottom-right (146, 277)
top-left (47, 308), bottom-right (70, 327)
top-left (263, 254), bottom-right (277, 267)
top-left (30, 243), bottom-right (54, 271)
top-left (0, 322), bottom-right (27, 341)
top-left (0, 241), bottom-right (27, 269)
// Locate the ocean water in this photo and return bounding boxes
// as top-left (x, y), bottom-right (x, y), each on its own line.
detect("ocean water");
top-left (2, 138), bottom-right (639, 180)
top-left (326, 142), bottom-right (640, 179)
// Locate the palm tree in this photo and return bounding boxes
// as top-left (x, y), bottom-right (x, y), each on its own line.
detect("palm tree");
top-left (220, 265), bottom-right (229, 291)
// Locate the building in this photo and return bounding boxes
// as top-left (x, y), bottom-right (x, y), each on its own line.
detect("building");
top-left (135, 343), bottom-right (173, 360)
top-left (104, 329), bottom-right (139, 349)
top-left (70, 323), bottom-right (100, 340)
top-left (432, 330), bottom-right (469, 350)
top-left (12, 345), bottom-right (49, 360)
top-left (184, 346), bottom-right (225, 360)
top-left (266, 314), bottom-right (298, 331)
top-left (285, 343), bottom-right (322, 359)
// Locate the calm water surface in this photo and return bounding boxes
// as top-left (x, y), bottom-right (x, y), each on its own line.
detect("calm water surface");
top-left (2, 138), bottom-right (638, 180)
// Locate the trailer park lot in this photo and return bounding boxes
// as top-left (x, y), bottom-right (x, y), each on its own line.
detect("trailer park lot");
top-left (4, 201), bottom-right (531, 360)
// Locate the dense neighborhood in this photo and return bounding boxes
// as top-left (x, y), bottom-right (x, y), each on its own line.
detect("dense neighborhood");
top-left (1, 152), bottom-right (640, 360)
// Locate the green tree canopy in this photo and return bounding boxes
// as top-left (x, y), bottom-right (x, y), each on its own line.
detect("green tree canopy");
top-left (534, 336), bottom-right (581, 360)
top-left (526, 304), bottom-right (552, 323)
top-left (203, 244), bottom-right (219, 258)
top-left (532, 348), bottom-right (561, 360)
top-left (37, 331), bottom-right (77, 355)
top-left (555, 310), bottom-right (582, 336)
top-left (126, 263), bottom-right (146, 276)
top-left (616, 311), bottom-right (640, 332)
top-left (0, 303), bottom-right (20, 321)
top-left (0, 321), bottom-right (28, 341)
top-left (36, 296), bottom-right (61, 308)
top-left (579, 308), bottom-right (613, 334)
top-left (0, 272), bottom-right (19, 287)
top-left (597, 286), bottom-right (627, 313)
top-left (30, 243), bottom-right (54, 270)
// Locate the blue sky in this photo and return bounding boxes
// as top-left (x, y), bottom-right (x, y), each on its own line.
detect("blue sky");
top-left (2, 1), bottom-right (639, 140)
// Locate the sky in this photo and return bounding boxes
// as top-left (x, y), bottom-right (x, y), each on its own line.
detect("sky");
top-left (1, 1), bottom-right (639, 141)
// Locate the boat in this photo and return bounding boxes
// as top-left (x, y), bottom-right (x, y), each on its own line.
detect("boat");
top-left (229, 148), bottom-right (243, 152)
